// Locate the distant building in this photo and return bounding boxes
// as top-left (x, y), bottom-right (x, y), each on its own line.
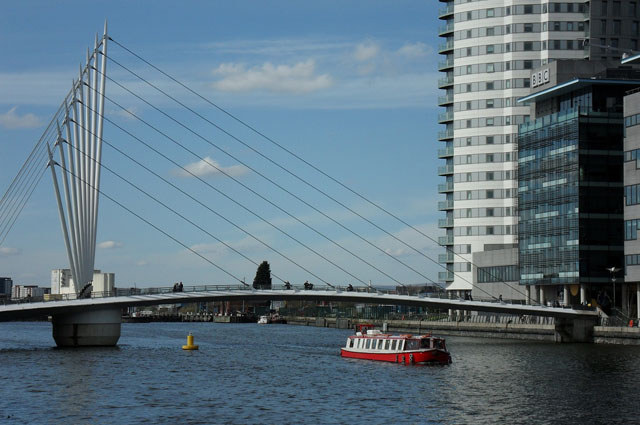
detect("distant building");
top-left (0, 277), bottom-right (12, 298)
top-left (12, 285), bottom-right (49, 299)
top-left (51, 269), bottom-right (115, 296)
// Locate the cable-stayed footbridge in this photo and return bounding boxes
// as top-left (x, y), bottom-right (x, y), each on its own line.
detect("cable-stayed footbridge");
top-left (0, 24), bottom-right (599, 345)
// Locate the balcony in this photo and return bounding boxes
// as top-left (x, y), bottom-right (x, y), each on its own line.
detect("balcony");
top-left (438, 58), bottom-right (454, 70)
top-left (438, 110), bottom-right (453, 122)
top-left (437, 164), bottom-right (454, 176)
top-left (437, 146), bottom-right (454, 158)
top-left (438, 271), bottom-right (454, 282)
top-left (438, 217), bottom-right (454, 228)
top-left (438, 4), bottom-right (454, 18)
top-left (437, 76), bottom-right (454, 89)
top-left (437, 199), bottom-right (454, 210)
top-left (438, 94), bottom-right (454, 106)
top-left (438, 235), bottom-right (454, 246)
top-left (438, 22), bottom-right (454, 35)
top-left (438, 129), bottom-right (453, 140)
top-left (438, 252), bottom-right (454, 263)
top-left (437, 182), bottom-right (454, 193)
top-left (438, 40), bottom-right (454, 53)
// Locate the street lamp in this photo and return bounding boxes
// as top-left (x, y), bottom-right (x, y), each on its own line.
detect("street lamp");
top-left (606, 267), bottom-right (621, 308)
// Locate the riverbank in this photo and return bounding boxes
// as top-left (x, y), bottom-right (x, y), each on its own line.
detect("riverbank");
top-left (284, 316), bottom-right (640, 345)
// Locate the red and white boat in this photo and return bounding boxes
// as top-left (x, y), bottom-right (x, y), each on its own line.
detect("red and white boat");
top-left (341, 325), bottom-right (452, 365)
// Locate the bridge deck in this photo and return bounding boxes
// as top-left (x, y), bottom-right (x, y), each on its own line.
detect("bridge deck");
top-left (0, 289), bottom-right (598, 321)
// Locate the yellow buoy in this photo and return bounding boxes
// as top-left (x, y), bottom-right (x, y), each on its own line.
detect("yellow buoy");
top-left (182, 332), bottom-right (199, 350)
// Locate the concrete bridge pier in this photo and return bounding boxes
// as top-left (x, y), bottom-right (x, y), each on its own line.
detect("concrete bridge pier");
top-left (52, 308), bottom-right (121, 347)
top-left (554, 317), bottom-right (598, 343)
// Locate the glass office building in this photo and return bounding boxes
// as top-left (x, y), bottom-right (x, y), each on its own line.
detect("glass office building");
top-left (517, 62), bottom-right (640, 305)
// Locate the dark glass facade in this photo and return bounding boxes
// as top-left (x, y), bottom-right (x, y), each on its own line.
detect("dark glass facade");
top-left (518, 84), bottom-right (626, 292)
top-left (0, 277), bottom-right (12, 297)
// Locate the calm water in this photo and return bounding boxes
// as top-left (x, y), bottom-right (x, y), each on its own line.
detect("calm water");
top-left (1, 322), bottom-right (639, 425)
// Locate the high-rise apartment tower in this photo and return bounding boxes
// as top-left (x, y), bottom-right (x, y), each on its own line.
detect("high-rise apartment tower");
top-left (437, 0), bottom-right (640, 296)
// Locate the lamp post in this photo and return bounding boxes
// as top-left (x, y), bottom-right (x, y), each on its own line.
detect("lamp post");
top-left (607, 267), bottom-right (621, 308)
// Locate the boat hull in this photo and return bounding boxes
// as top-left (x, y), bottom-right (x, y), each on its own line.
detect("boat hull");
top-left (341, 348), bottom-right (451, 364)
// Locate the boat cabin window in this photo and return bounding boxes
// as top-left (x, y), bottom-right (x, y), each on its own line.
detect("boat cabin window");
top-left (366, 339), bottom-right (372, 349)
top-left (391, 340), bottom-right (397, 350)
top-left (349, 339), bottom-right (355, 348)
top-left (405, 340), bottom-right (420, 350)
top-left (420, 338), bottom-right (431, 349)
top-left (384, 340), bottom-right (390, 350)
top-left (434, 339), bottom-right (445, 350)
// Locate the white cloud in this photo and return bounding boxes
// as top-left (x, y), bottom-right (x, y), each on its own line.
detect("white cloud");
top-left (0, 247), bottom-right (20, 256)
top-left (212, 59), bottom-right (332, 93)
top-left (354, 41), bottom-right (380, 61)
top-left (398, 42), bottom-right (428, 58)
top-left (0, 107), bottom-right (42, 129)
top-left (135, 260), bottom-right (148, 267)
top-left (107, 106), bottom-right (141, 121)
top-left (98, 240), bottom-right (123, 249)
top-left (173, 156), bottom-right (248, 178)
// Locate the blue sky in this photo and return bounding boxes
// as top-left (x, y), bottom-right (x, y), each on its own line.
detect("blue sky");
top-left (0, 1), bottom-right (443, 288)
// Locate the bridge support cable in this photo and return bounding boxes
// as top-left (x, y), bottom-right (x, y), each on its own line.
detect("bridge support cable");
top-left (101, 53), bottom-right (447, 288)
top-left (78, 95), bottom-right (402, 292)
top-left (97, 67), bottom-right (527, 303)
top-left (66, 116), bottom-right (380, 291)
top-left (89, 73), bottom-right (434, 290)
top-left (53, 162), bottom-right (249, 287)
top-left (58, 134), bottom-right (339, 289)
top-left (0, 108), bottom-right (64, 246)
top-left (106, 39), bottom-right (535, 303)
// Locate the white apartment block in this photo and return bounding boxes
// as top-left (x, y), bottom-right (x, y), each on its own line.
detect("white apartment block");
top-left (437, 0), bottom-right (640, 296)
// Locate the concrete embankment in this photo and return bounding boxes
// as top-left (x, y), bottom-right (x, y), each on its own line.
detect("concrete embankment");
top-left (285, 316), bottom-right (640, 345)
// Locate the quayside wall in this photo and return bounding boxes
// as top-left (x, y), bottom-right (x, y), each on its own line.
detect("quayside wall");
top-left (285, 316), bottom-right (640, 345)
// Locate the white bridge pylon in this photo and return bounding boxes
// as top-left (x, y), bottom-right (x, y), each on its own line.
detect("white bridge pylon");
top-left (47, 23), bottom-right (108, 296)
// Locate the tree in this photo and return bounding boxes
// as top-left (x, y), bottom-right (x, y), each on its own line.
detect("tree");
top-left (253, 261), bottom-right (272, 289)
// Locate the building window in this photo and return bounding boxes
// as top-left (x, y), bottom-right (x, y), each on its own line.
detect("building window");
top-left (487, 172), bottom-right (494, 181)
top-left (466, 120), bottom-right (472, 128)
top-left (487, 27), bottom-right (494, 36)
top-left (466, 101), bottom-right (472, 110)
top-left (467, 11), bottom-right (472, 20)
top-left (486, 153), bottom-right (494, 162)
top-left (487, 82), bottom-right (494, 90)
top-left (613, 1), bottom-right (621, 15)
top-left (524, 23), bottom-right (533, 33)
top-left (486, 226), bottom-right (494, 235)
top-left (487, 45), bottom-right (494, 54)
top-left (467, 84), bottom-right (472, 92)
top-left (632, 2), bottom-right (638, 16)
top-left (487, 63), bottom-right (495, 73)
top-left (601, 20), bottom-right (607, 34)
top-left (634, 21), bottom-right (639, 35)
top-left (467, 47), bottom-right (472, 56)
top-left (467, 30), bottom-right (472, 38)
top-left (524, 60), bottom-right (533, 69)
top-left (524, 5), bottom-right (533, 14)
top-left (486, 136), bottom-right (494, 144)
top-left (524, 41), bottom-right (533, 51)
top-left (466, 65), bottom-right (472, 74)
top-left (602, 1), bottom-right (608, 15)
top-left (505, 24), bottom-right (511, 34)
top-left (487, 8), bottom-right (495, 17)
top-left (487, 99), bottom-right (494, 108)
top-left (486, 118), bottom-right (494, 127)
top-left (466, 137), bottom-right (472, 146)
top-left (613, 20), bottom-right (621, 35)
top-left (486, 190), bottom-right (494, 199)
